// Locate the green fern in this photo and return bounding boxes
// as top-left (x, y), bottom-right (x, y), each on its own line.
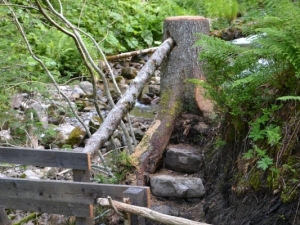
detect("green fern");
top-left (277, 96), bottom-right (300, 101)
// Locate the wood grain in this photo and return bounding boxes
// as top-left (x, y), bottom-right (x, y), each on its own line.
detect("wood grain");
top-left (0, 147), bottom-right (90, 170)
top-left (0, 178), bottom-right (150, 205)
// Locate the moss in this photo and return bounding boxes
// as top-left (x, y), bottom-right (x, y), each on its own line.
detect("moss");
top-left (115, 76), bottom-right (125, 83)
top-left (235, 178), bottom-right (250, 195)
top-left (66, 126), bottom-right (86, 148)
top-left (281, 185), bottom-right (298, 203)
top-left (249, 169), bottom-right (263, 191)
top-left (160, 90), bottom-right (182, 117)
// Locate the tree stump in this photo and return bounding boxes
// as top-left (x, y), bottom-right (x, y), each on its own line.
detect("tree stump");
top-left (130, 16), bottom-right (210, 185)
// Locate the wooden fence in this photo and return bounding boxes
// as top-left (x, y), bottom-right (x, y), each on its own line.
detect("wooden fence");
top-left (0, 147), bottom-right (150, 225)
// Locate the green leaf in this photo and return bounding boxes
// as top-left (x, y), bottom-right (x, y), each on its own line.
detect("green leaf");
top-left (125, 37), bottom-right (139, 49)
top-left (257, 157), bottom-right (273, 171)
top-left (106, 32), bottom-right (120, 47)
top-left (254, 145), bottom-right (267, 157)
top-left (265, 125), bottom-right (281, 145)
top-left (141, 30), bottom-right (153, 46)
top-left (249, 124), bottom-right (266, 141)
top-left (243, 149), bottom-right (254, 159)
top-left (277, 96), bottom-right (300, 101)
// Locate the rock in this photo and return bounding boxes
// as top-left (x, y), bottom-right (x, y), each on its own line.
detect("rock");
top-left (148, 84), bottom-right (160, 95)
top-left (151, 97), bottom-right (160, 105)
top-left (23, 169), bottom-right (42, 179)
top-left (115, 76), bottom-right (125, 84)
top-left (89, 116), bottom-right (103, 134)
top-left (150, 205), bottom-right (179, 216)
top-left (79, 81), bottom-right (102, 97)
top-left (193, 122), bottom-right (210, 134)
top-left (66, 126), bottom-right (86, 148)
top-left (121, 67), bottom-right (137, 79)
top-left (11, 93), bottom-right (24, 109)
top-left (119, 83), bottom-right (129, 92)
top-left (138, 94), bottom-right (152, 105)
top-left (28, 101), bottom-right (49, 129)
top-left (0, 129), bottom-right (11, 141)
top-left (132, 128), bottom-right (144, 141)
top-left (71, 87), bottom-right (85, 100)
top-left (150, 175), bottom-right (205, 198)
top-left (164, 145), bottom-right (204, 173)
top-left (57, 124), bottom-right (75, 143)
top-left (150, 76), bottom-right (160, 85)
top-left (45, 167), bottom-right (57, 178)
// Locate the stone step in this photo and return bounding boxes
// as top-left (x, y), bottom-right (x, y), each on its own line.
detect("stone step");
top-left (150, 174), bottom-right (205, 198)
top-left (164, 144), bottom-right (204, 174)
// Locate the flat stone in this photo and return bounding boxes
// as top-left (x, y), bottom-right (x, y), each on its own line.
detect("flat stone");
top-left (150, 175), bottom-right (205, 198)
top-left (148, 84), bottom-right (160, 95)
top-left (164, 146), bottom-right (203, 173)
top-left (151, 205), bottom-right (179, 216)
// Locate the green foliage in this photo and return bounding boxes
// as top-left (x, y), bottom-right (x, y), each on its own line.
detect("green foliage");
top-left (197, 0), bottom-right (300, 200)
top-left (277, 96), bottom-right (300, 101)
top-left (204, 0), bottom-right (239, 22)
top-left (59, 0), bottom-right (194, 54)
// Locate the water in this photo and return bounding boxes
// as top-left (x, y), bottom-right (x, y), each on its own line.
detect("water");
top-left (130, 101), bottom-right (158, 119)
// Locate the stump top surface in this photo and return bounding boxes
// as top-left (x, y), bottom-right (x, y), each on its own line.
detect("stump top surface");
top-left (165, 16), bottom-right (207, 21)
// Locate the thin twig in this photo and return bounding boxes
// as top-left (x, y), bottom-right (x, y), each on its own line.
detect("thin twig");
top-left (44, 0), bottom-right (135, 153)
top-left (6, 1), bottom-right (91, 138)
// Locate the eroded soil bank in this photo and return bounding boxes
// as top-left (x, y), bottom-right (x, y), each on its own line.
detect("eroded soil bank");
top-left (203, 144), bottom-right (300, 225)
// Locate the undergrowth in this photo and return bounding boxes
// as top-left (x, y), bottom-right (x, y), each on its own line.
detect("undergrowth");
top-left (196, 0), bottom-right (300, 202)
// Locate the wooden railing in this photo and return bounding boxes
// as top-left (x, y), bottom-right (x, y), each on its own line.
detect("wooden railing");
top-left (0, 147), bottom-right (150, 225)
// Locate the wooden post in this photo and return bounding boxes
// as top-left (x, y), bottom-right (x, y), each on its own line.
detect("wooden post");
top-left (0, 208), bottom-right (11, 225)
top-left (123, 187), bottom-right (149, 225)
top-left (131, 16), bottom-right (210, 185)
top-left (73, 152), bottom-right (93, 225)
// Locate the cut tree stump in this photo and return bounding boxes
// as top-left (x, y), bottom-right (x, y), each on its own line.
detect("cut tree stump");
top-left (130, 16), bottom-right (210, 185)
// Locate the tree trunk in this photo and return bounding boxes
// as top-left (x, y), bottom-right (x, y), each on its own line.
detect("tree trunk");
top-left (130, 16), bottom-right (210, 185)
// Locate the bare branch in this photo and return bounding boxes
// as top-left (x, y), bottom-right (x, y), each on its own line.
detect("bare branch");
top-left (4, 0), bottom-right (91, 138)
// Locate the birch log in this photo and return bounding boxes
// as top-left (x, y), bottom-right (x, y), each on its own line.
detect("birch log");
top-left (106, 47), bottom-right (158, 61)
top-left (82, 38), bottom-right (174, 154)
top-left (130, 16), bottom-right (210, 185)
top-left (98, 198), bottom-right (211, 225)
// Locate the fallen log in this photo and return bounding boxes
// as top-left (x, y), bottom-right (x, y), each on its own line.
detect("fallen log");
top-left (98, 198), bottom-right (211, 225)
top-left (130, 16), bottom-right (211, 185)
top-left (82, 38), bottom-right (174, 154)
top-left (105, 47), bottom-right (158, 61)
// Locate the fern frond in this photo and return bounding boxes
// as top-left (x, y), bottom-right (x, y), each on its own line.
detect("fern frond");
top-left (277, 96), bottom-right (300, 101)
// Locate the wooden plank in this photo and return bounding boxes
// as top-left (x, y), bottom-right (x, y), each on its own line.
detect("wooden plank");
top-left (0, 178), bottom-right (150, 207)
top-left (123, 187), bottom-right (147, 225)
top-left (73, 169), bottom-right (93, 225)
top-left (0, 147), bottom-right (91, 170)
top-left (0, 198), bottom-right (91, 217)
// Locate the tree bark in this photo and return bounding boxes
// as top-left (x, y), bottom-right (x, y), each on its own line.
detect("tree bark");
top-left (82, 38), bottom-right (174, 154)
top-left (98, 198), bottom-right (211, 225)
top-left (130, 16), bottom-right (210, 185)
